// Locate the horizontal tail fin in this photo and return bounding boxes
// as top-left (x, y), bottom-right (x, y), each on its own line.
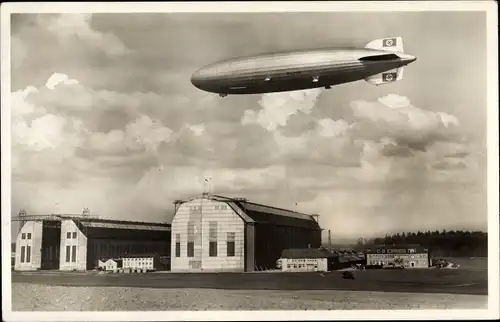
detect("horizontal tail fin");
top-left (365, 67), bottom-right (404, 86)
top-left (365, 37), bottom-right (404, 53)
top-left (358, 53), bottom-right (401, 61)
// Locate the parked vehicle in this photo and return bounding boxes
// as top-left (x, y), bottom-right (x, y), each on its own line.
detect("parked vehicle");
top-left (342, 271), bottom-right (355, 280)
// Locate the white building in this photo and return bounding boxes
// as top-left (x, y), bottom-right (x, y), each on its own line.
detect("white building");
top-left (14, 214), bottom-right (171, 271)
top-left (98, 258), bottom-right (122, 271)
top-left (365, 244), bottom-right (430, 268)
top-left (280, 248), bottom-right (334, 272)
top-left (170, 194), bottom-right (322, 272)
top-left (122, 254), bottom-right (159, 272)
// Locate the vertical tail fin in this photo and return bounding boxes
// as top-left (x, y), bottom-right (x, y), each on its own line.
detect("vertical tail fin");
top-left (365, 37), bottom-right (404, 53)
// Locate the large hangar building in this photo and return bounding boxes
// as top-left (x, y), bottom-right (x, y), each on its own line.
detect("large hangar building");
top-left (171, 194), bottom-right (322, 272)
top-left (14, 213), bottom-right (171, 271)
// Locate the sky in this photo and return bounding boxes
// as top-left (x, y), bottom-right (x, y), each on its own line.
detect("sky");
top-left (9, 11), bottom-right (488, 241)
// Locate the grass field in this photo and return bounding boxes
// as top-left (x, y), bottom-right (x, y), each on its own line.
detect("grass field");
top-left (10, 257), bottom-right (488, 311)
top-left (12, 265), bottom-right (487, 295)
top-left (438, 257), bottom-right (488, 270)
top-left (11, 283), bottom-right (488, 311)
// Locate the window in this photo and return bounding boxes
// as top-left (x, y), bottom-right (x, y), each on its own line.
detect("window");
top-left (227, 241), bottom-right (235, 257)
top-left (175, 234), bottom-right (181, 257)
top-left (187, 242), bottom-right (194, 257)
top-left (66, 246), bottom-right (71, 262)
top-left (20, 246), bottom-right (26, 263)
top-left (209, 221), bottom-right (217, 257)
top-left (71, 246), bottom-right (76, 262)
top-left (26, 246), bottom-right (31, 263)
top-left (67, 232), bottom-right (71, 239)
top-left (209, 241), bottom-right (217, 257)
top-left (21, 233), bottom-right (26, 240)
top-left (227, 232), bottom-right (235, 257)
top-left (190, 205), bottom-right (201, 214)
top-left (187, 221), bottom-right (195, 258)
top-left (72, 232), bottom-right (77, 239)
top-left (27, 233), bottom-right (31, 240)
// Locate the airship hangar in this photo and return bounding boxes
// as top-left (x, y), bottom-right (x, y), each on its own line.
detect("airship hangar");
top-left (13, 194), bottom-right (324, 272)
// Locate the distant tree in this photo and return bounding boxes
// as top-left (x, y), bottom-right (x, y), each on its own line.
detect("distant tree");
top-left (365, 230), bottom-right (487, 257)
top-left (356, 237), bottom-right (365, 247)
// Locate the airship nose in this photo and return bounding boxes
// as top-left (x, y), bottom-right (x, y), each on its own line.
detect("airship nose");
top-left (190, 69), bottom-right (205, 88)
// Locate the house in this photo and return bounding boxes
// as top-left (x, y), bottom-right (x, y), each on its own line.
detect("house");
top-left (280, 248), bottom-right (335, 272)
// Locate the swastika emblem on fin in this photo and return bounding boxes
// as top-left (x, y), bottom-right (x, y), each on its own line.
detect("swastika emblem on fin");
top-left (382, 72), bottom-right (397, 82)
top-left (383, 38), bottom-right (397, 47)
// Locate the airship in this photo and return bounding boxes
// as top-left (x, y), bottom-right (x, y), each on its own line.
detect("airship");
top-left (191, 37), bottom-right (416, 97)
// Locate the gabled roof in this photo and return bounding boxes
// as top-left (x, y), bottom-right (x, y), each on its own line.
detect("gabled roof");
top-left (70, 216), bottom-right (171, 232)
top-left (281, 248), bottom-right (335, 259)
top-left (182, 194), bottom-right (321, 230)
top-left (20, 214), bottom-right (171, 231)
top-left (99, 258), bottom-right (123, 263)
top-left (364, 244), bottom-right (428, 253)
top-left (122, 253), bottom-right (161, 258)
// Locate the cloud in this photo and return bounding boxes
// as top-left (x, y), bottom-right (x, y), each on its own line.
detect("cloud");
top-left (45, 73), bottom-right (79, 90)
top-left (11, 36), bottom-right (27, 68)
top-left (9, 12), bottom-right (487, 239)
top-left (241, 88), bottom-right (323, 131)
top-left (432, 158), bottom-right (468, 170)
top-left (43, 14), bottom-right (131, 56)
top-left (350, 94), bottom-right (462, 150)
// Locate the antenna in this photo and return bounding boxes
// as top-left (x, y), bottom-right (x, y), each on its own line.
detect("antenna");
top-left (203, 177), bottom-right (212, 197)
top-left (18, 209), bottom-right (27, 233)
top-left (328, 230), bottom-right (332, 251)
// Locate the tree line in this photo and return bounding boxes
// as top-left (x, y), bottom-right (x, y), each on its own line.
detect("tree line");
top-left (358, 230), bottom-right (487, 257)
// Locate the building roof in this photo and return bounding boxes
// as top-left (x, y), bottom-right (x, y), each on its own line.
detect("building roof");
top-left (57, 215), bottom-right (170, 232)
top-left (122, 253), bottom-right (161, 258)
top-left (183, 194), bottom-right (321, 230)
top-left (281, 248), bottom-right (335, 259)
top-left (17, 214), bottom-right (171, 231)
top-left (365, 244), bottom-right (428, 254)
top-left (99, 258), bottom-right (123, 263)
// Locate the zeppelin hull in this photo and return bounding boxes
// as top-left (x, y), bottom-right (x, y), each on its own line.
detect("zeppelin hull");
top-left (191, 48), bottom-right (416, 95)
top-left (201, 62), bottom-right (406, 94)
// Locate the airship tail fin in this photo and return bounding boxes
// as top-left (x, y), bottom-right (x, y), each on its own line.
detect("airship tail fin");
top-left (365, 37), bottom-right (404, 53)
top-left (365, 67), bottom-right (404, 86)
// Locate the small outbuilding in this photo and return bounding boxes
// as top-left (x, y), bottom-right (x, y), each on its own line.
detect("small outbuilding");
top-left (98, 258), bottom-right (123, 271)
top-left (122, 253), bottom-right (161, 272)
top-left (280, 248), bottom-right (335, 272)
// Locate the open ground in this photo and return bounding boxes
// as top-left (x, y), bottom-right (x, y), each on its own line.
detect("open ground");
top-left (11, 262), bottom-right (488, 311)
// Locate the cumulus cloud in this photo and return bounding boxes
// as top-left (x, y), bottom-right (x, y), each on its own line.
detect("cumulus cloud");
top-left (242, 88), bottom-right (323, 131)
top-left (350, 94), bottom-right (461, 150)
top-left (10, 73), bottom-right (483, 237)
top-left (186, 123), bottom-right (206, 137)
top-left (44, 14), bottom-right (131, 56)
top-left (45, 73), bottom-right (79, 90)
